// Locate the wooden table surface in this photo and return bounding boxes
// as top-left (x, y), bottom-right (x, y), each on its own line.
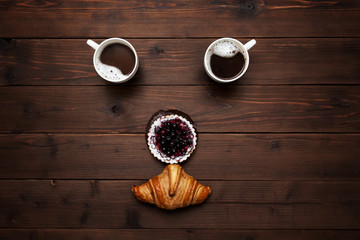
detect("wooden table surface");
top-left (1, 0), bottom-right (360, 239)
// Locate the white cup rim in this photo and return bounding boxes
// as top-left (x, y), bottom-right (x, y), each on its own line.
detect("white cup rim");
top-left (204, 37), bottom-right (250, 83)
top-left (93, 38), bottom-right (139, 83)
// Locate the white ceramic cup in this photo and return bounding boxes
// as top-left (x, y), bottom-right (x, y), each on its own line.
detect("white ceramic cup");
top-left (204, 38), bottom-right (256, 83)
top-left (87, 38), bottom-right (139, 83)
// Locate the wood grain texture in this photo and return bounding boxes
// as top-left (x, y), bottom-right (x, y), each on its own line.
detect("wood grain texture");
top-left (0, 0), bottom-right (359, 237)
top-left (1, 38), bottom-right (360, 86)
top-left (1, 229), bottom-right (360, 240)
top-left (0, 0), bottom-right (359, 38)
top-left (0, 180), bottom-right (359, 229)
top-left (0, 86), bottom-right (359, 133)
top-left (0, 134), bottom-right (359, 180)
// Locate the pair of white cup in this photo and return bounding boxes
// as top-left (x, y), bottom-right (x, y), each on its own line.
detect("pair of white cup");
top-left (87, 38), bottom-right (256, 83)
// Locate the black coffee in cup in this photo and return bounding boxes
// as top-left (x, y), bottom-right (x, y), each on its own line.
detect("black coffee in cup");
top-left (204, 38), bottom-right (256, 83)
top-left (100, 43), bottom-right (135, 75)
top-left (210, 52), bottom-right (245, 79)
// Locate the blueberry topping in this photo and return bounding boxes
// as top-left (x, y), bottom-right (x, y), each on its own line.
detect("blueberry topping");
top-left (152, 117), bottom-right (194, 158)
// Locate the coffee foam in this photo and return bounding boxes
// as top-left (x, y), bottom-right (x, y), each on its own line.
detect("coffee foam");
top-left (95, 57), bottom-right (128, 81)
top-left (212, 40), bottom-right (240, 58)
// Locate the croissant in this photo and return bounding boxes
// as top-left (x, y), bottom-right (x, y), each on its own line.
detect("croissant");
top-left (132, 164), bottom-right (211, 210)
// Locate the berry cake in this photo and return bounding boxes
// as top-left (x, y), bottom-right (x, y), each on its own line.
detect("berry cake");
top-left (146, 110), bottom-right (197, 164)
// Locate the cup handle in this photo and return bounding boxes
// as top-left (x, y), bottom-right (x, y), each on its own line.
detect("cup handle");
top-left (87, 39), bottom-right (99, 51)
top-left (244, 39), bottom-right (256, 51)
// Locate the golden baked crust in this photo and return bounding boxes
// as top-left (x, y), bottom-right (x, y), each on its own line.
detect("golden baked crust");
top-left (132, 164), bottom-right (211, 210)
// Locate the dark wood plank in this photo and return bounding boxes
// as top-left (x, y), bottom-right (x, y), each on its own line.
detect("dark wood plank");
top-left (1, 229), bottom-right (360, 240)
top-left (0, 134), bottom-right (359, 180)
top-left (1, 38), bottom-right (359, 86)
top-left (0, 86), bottom-right (359, 133)
top-left (0, 180), bottom-right (359, 229)
top-left (0, 0), bottom-right (359, 38)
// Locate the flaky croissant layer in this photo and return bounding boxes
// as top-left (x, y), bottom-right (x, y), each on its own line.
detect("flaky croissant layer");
top-left (132, 164), bottom-right (211, 210)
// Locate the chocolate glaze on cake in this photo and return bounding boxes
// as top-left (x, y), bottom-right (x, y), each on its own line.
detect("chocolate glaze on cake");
top-left (146, 110), bottom-right (197, 164)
